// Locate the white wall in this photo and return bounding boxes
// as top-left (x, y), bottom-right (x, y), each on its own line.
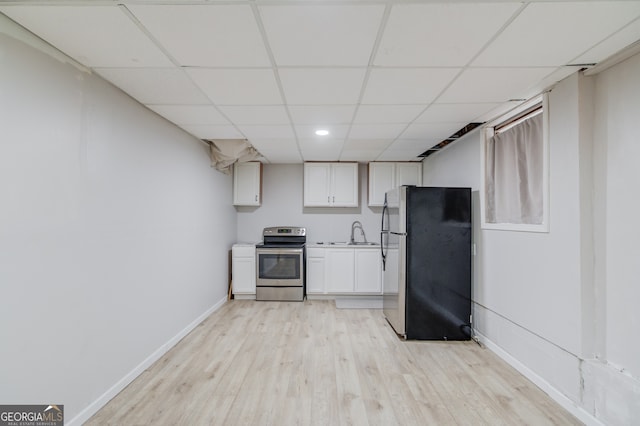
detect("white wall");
top-left (587, 51), bottom-right (640, 425)
top-left (421, 55), bottom-right (640, 425)
top-left (236, 163), bottom-right (381, 245)
top-left (0, 19), bottom-right (236, 424)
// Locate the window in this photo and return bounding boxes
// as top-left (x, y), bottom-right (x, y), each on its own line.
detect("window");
top-left (481, 94), bottom-right (549, 232)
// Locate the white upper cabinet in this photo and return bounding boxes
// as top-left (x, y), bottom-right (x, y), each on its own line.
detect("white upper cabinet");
top-left (395, 162), bottom-right (423, 187)
top-left (304, 162), bottom-right (358, 207)
top-left (368, 162), bottom-right (422, 206)
top-left (368, 162), bottom-right (395, 207)
top-left (233, 162), bottom-right (262, 206)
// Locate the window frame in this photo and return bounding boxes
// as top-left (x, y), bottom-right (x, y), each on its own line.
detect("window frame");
top-left (480, 94), bottom-right (550, 233)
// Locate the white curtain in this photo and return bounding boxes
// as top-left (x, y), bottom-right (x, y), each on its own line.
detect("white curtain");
top-left (485, 113), bottom-right (543, 224)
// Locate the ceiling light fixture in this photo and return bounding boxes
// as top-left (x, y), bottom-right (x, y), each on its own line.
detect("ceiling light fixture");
top-left (315, 129), bottom-right (330, 136)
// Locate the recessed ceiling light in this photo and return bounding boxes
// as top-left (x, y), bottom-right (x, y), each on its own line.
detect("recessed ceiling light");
top-left (315, 129), bottom-right (330, 136)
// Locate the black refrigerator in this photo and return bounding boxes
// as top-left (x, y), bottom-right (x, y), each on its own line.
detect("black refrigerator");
top-left (381, 186), bottom-right (472, 340)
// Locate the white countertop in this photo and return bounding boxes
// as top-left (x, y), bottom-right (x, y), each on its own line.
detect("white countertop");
top-left (306, 242), bottom-right (380, 248)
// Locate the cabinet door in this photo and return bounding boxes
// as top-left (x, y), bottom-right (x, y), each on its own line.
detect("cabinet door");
top-left (232, 256), bottom-right (256, 294)
top-left (233, 162), bottom-right (262, 206)
top-left (354, 249), bottom-right (382, 293)
top-left (395, 162), bottom-right (422, 187)
top-left (325, 249), bottom-right (355, 293)
top-left (368, 163), bottom-right (395, 206)
top-left (304, 163), bottom-right (331, 206)
top-left (306, 256), bottom-right (326, 294)
top-left (331, 163), bottom-right (358, 207)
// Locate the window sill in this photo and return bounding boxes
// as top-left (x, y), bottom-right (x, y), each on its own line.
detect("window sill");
top-left (482, 222), bottom-right (549, 233)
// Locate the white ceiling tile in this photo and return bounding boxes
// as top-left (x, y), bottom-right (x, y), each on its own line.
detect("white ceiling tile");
top-left (237, 125), bottom-right (295, 139)
top-left (96, 68), bottom-right (210, 104)
top-left (148, 105), bottom-right (229, 125)
top-left (259, 150), bottom-right (303, 164)
top-left (279, 68), bottom-right (367, 105)
top-left (382, 138), bottom-right (437, 159)
top-left (348, 124), bottom-right (407, 140)
top-left (0, 5), bottom-right (173, 68)
top-left (361, 68), bottom-right (460, 104)
top-left (295, 125), bottom-right (350, 140)
top-left (526, 67), bottom-right (581, 99)
top-left (340, 150), bottom-right (383, 162)
top-left (438, 68), bottom-right (555, 103)
top-left (415, 103), bottom-right (501, 123)
top-left (259, 4), bottom-right (384, 66)
top-left (288, 106), bottom-right (356, 124)
top-left (182, 125), bottom-right (244, 140)
top-left (400, 122), bottom-right (466, 140)
top-left (353, 105), bottom-right (425, 124)
top-left (375, 3), bottom-right (521, 67)
top-left (474, 101), bottom-right (524, 123)
top-left (343, 139), bottom-right (392, 151)
top-left (473, 2), bottom-right (640, 67)
top-left (390, 139), bottom-right (434, 151)
top-left (572, 18), bottom-right (640, 65)
top-left (218, 106), bottom-right (290, 125)
top-left (376, 149), bottom-right (424, 161)
top-left (127, 4), bottom-right (270, 67)
top-left (187, 68), bottom-right (282, 105)
top-left (248, 138), bottom-right (298, 152)
top-left (299, 139), bottom-right (344, 161)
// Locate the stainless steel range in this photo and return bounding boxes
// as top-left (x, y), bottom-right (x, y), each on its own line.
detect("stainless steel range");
top-left (255, 226), bottom-right (306, 301)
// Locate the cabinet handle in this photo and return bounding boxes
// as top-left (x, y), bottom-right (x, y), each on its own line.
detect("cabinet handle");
top-left (255, 195), bottom-right (258, 202)
top-left (328, 196), bottom-right (330, 203)
top-left (333, 196), bottom-right (335, 203)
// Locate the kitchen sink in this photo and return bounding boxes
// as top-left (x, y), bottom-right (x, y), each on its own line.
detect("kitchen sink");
top-left (348, 241), bottom-right (379, 246)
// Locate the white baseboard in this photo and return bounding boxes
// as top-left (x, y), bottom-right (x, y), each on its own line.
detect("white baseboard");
top-left (66, 296), bottom-right (228, 426)
top-left (475, 331), bottom-right (603, 426)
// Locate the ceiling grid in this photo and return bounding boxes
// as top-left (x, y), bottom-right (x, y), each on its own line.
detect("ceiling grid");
top-left (1, 0), bottom-right (639, 163)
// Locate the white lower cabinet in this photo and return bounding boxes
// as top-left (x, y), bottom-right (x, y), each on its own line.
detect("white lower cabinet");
top-left (306, 246), bottom-right (381, 295)
top-left (232, 244), bottom-right (256, 297)
top-left (306, 248), bottom-right (326, 294)
top-left (325, 249), bottom-right (355, 293)
top-left (354, 249), bottom-right (382, 293)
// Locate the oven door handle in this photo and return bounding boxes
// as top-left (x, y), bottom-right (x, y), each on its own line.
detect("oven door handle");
top-left (256, 247), bottom-right (304, 255)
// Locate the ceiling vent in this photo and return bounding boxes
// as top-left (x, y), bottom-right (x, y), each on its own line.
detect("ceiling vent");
top-left (418, 122), bottom-right (483, 158)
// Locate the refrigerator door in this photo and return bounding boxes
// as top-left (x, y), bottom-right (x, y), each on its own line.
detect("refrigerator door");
top-left (404, 187), bottom-right (472, 340)
top-left (382, 187), bottom-right (407, 337)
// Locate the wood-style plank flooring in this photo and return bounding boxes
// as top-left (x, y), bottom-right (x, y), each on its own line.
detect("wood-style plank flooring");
top-left (87, 300), bottom-right (581, 425)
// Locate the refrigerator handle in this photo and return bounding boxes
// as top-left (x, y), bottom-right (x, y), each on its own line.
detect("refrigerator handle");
top-left (381, 196), bottom-right (388, 270)
top-left (380, 231), bottom-right (386, 271)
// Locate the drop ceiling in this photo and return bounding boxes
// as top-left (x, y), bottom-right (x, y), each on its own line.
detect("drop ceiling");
top-left (2, 1), bottom-right (640, 163)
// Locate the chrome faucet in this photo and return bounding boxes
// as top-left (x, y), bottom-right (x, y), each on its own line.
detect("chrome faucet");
top-left (350, 221), bottom-right (367, 244)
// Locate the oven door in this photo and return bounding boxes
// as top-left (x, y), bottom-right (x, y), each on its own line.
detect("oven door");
top-left (256, 247), bottom-right (304, 287)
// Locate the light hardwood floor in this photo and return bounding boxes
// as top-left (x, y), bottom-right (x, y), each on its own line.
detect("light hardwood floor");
top-left (87, 300), bottom-right (581, 425)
